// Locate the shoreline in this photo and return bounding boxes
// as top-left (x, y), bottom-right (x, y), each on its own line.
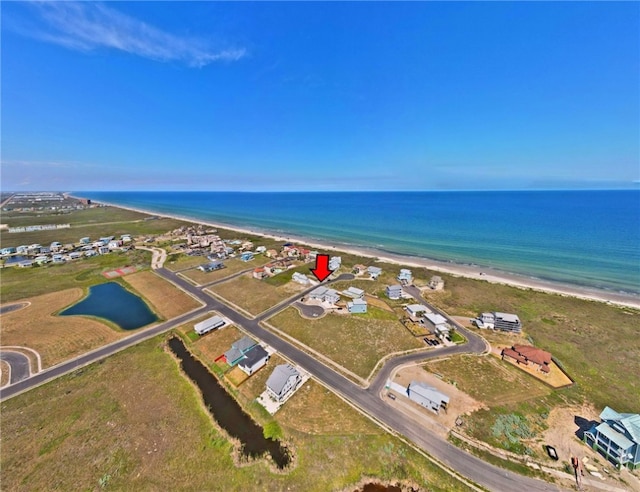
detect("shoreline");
top-left (88, 197), bottom-right (640, 310)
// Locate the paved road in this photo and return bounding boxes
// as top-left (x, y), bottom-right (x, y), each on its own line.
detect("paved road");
top-left (0, 267), bottom-right (564, 491)
top-left (0, 351), bottom-right (31, 384)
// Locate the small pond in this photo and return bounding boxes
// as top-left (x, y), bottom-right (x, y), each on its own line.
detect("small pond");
top-left (59, 282), bottom-right (158, 330)
top-left (168, 337), bottom-right (290, 468)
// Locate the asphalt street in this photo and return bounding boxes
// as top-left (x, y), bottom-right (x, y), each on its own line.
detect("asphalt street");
top-left (0, 351), bottom-right (31, 384)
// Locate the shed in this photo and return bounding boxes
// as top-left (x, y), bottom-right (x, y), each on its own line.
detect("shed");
top-left (194, 315), bottom-right (225, 335)
top-left (407, 381), bottom-right (449, 413)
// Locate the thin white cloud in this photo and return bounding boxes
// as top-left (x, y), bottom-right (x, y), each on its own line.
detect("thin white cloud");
top-left (14, 2), bottom-right (245, 67)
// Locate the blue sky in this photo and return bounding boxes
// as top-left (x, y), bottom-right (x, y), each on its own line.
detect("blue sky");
top-left (2, 1), bottom-right (638, 191)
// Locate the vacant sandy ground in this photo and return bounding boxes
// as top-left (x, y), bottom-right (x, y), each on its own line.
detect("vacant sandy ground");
top-left (0, 289), bottom-right (125, 367)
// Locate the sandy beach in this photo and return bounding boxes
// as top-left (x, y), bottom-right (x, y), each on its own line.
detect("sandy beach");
top-left (89, 198), bottom-right (640, 310)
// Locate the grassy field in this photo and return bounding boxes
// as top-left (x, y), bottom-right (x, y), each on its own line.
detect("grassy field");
top-left (0, 289), bottom-right (127, 367)
top-left (1, 360), bottom-right (10, 387)
top-left (209, 273), bottom-right (307, 316)
top-left (0, 249), bottom-right (152, 303)
top-left (122, 270), bottom-right (202, 319)
top-left (181, 257), bottom-right (269, 285)
top-left (0, 336), bottom-right (472, 492)
top-left (421, 273), bottom-right (640, 412)
top-left (163, 253), bottom-right (211, 272)
top-left (270, 307), bottom-right (423, 380)
top-left (1, 206), bottom-right (149, 228)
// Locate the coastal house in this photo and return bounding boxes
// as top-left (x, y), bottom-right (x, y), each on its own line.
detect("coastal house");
top-left (292, 272), bottom-right (311, 285)
top-left (473, 312), bottom-right (522, 333)
top-left (79, 237), bottom-right (91, 244)
top-left (347, 298), bottom-right (368, 314)
top-left (501, 345), bottom-right (551, 374)
top-left (329, 256), bottom-right (342, 272)
top-left (386, 284), bottom-right (403, 300)
top-left (265, 249), bottom-right (279, 259)
top-left (198, 260), bottom-right (224, 272)
top-left (98, 246), bottom-right (111, 255)
top-left (194, 315), bottom-right (225, 335)
top-left (425, 313), bottom-right (451, 338)
top-left (240, 251), bottom-right (254, 262)
top-left (428, 275), bottom-right (445, 290)
top-left (50, 241), bottom-right (62, 252)
top-left (397, 269), bottom-right (413, 284)
top-left (0, 247), bottom-right (17, 255)
top-left (253, 267), bottom-right (267, 279)
top-left (18, 259), bottom-right (34, 268)
top-left (266, 364), bottom-right (302, 403)
top-left (584, 407), bottom-right (640, 469)
top-left (223, 336), bottom-right (258, 366)
top-left (405, 304), bottom-right (429, 321)
top-left (308, 286), bottom-right (340, 305)
top-left (407, 381), bottom-right (449, 414)
top-left (237, 345), bottom-right (270, 376)
top-left (342, 286), bottom-right (365, 299)
top-left (255, 246), bottom-right (267, 254)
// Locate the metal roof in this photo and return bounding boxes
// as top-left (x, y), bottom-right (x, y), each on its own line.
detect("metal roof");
top-left (408, 381), bottom-right (449, 405)
top-left (266, 364), bottom-right (299, 395)
top-left (232, 336), bottom-right (257, 353)
top-left (601, 407), bottom-right (640, 444)
top-left (596, 422), bottom-right (634, 451)
top-left (495, 312), bottom-right (520, 323)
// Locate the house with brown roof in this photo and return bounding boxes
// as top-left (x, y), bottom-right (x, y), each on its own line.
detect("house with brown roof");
top-left (501, 344), bottom-right (552, 373)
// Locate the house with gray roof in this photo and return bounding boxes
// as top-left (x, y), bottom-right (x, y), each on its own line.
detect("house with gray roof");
top-left (397, 268), bottom-right (413, 284)
top-left (266, 364), bottom-right (301, 403)
top-left (224, 336), bottom-right (258, 366)
top-left (407, 381), bottom-right (449, 414)
top-left (585, 407), bottom-right (640, 469)
top-left (237, 345), bottom-right (270, 376)
top-left (194, 315), bottom-right (225, 335)
top-left (342, 286), bottom-right (365, 299)
top-left (386, 284), bottom-right (403, 300)
top-left (425, 312), bottom-right (451, 337)
top-left (405, 304), bottom-right (429, 321)
top-left (367, 266), bottom-right (382, 279)
top-left (347, 298), bottom-right (367, 314)
top-left (308, 286), bottom-right (340, 305)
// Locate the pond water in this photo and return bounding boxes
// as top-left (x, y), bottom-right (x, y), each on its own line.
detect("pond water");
top-left (59, 282), bottom-right (158, 330)
top-left (168, 337), bottom-right (290, 468)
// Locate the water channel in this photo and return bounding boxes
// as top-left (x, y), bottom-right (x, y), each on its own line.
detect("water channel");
top-left (168, 337), bottom-right (290, 468)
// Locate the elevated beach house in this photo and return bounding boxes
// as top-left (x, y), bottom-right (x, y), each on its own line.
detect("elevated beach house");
top-left (405, 304), bottom-right (429, 321)
top-left (425, 312), bottom-right (451, 338)
top-left (367, 266), bottom-right (382, 279)
top-left (308, 286), bottom-right (340, 305)
top-left (474, 311), bottom-right (522, 333)
top-left (386, 284), bottom-right (403, 300)
top-left (397, 268), bottom-right (413, 284)
top-left (585, 407), bottom-right (640, 469)
top-left (198, 260), bottom-right (224, 272)
top-left (347, 298), bottom-right (368, 314)
top-left (407, 381), bottom-right (450, 414)
top-left (342, 286), bottom-right (365, 299)
top-left (266, 364), bottom-right (302, 403)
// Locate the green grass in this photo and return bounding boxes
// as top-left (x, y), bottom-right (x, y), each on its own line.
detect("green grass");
top-left (0, 335), bottom-right (473, 492)
top-left (1, 206), bottom-right (149, 228)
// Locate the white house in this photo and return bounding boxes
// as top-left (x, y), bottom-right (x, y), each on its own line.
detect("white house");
top-left (194, 315), bottom-right (225, 335)
top-left (266, 364), bottom-right (302, 403)
top-left (425, 313), bottom-right (451, 337)
top-left (397, 269), bottom-right (413, 284)
top-left (367, 266), bottom-right (382, 279)
top-left (237, 345), bottom-right (270, 376)
top-left (405, 304), bottom-right (429, 321)
top-left (407, 381), bottom-right (449, 414)
top-left (308, 286), bottom-right (340, 305)
top-left (342, 286), bottom-right (365, 299)
top-left (292, 272), bottom-right (311, 285)
top-left (329, 256), bottom-right (342, 271)
top-left (347, 298), bottom-right (368, 314)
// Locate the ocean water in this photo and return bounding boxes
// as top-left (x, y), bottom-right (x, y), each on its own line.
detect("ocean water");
top-left (81, 190), bottom-right (640, 295)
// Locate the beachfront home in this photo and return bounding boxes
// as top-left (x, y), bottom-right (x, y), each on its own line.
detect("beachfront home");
top-left (194, 315), bottom-right (225, 335)
top-left (253, 267), bottom-right (267, 279)
top-left (473, 312), bottom-right (522, 333)
top-left (501, 345), bottom-right (552, 374)
top-left (79, 237), bottom-right (91, 244)
top-left (407, 381), bottom-right (449, 414)
top-left (198, 260), bottom-right (225, 272)
top-left (347, 298), bottom-right (368, 314)
top-left (585, 407), bottom-right (640, 469)
top-left (425, 313), bottom-right (451, 338)
top-left (342, 286), bottom-right (365, 299)
top-left (397, 269), bottom-right (413, 284)
top-left (255, 246), bottom-right (267, 254)
top-left (292, 272), bottom-right (311, 286)
top-left (224, 336), bottom-right (258, 366)
top-left (329, 256), bottom-right (342, 271)
top-left (405, 304), bottom-right (429, 321)
top-left (98, 246), bottom-right (110, 255)
top-left (50, 241), bottom-right (62, 252)
top-left (353, 264), bottom-right (367, 275)
top-left (265, 249), bottom-right (279, 259)
top-left (428, 276), bottom-right (445, 290)
top-left (386, 285), bottom-right (403, 300)
top-left (266, 364), bottom-right (302, 403)
top-left (237, 345), bottom-right (270, 376)
top-left (0, 247), bottom-right (17, 256)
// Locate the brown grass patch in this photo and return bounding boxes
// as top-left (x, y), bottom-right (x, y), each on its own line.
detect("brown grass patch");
top-left (365, 295), bottom-right (394, 312)
top-left (193, 325), bottom-right (244, 364)
top-left (210, 273), bottom-right (306, 315)
top-left (123, 270), bottom-right (201, 319)
top-left (0, 360), bottom-right (10, 387)
top-left (271, 307), bottom-right (423, 379)
top-left (225, 366), bottom-right (249, 387)
top-left (181, 257), bottom-right (269, 286)
top-left (0, 289), bottom-right (125, 367)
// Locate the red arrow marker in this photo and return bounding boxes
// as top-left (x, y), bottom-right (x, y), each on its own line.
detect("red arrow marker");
top-left (310, 254), bottom-right (334, 282)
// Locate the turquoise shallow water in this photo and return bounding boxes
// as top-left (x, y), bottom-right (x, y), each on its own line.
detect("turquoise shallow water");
top-left (81, 190), bottom-right (640, 295)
